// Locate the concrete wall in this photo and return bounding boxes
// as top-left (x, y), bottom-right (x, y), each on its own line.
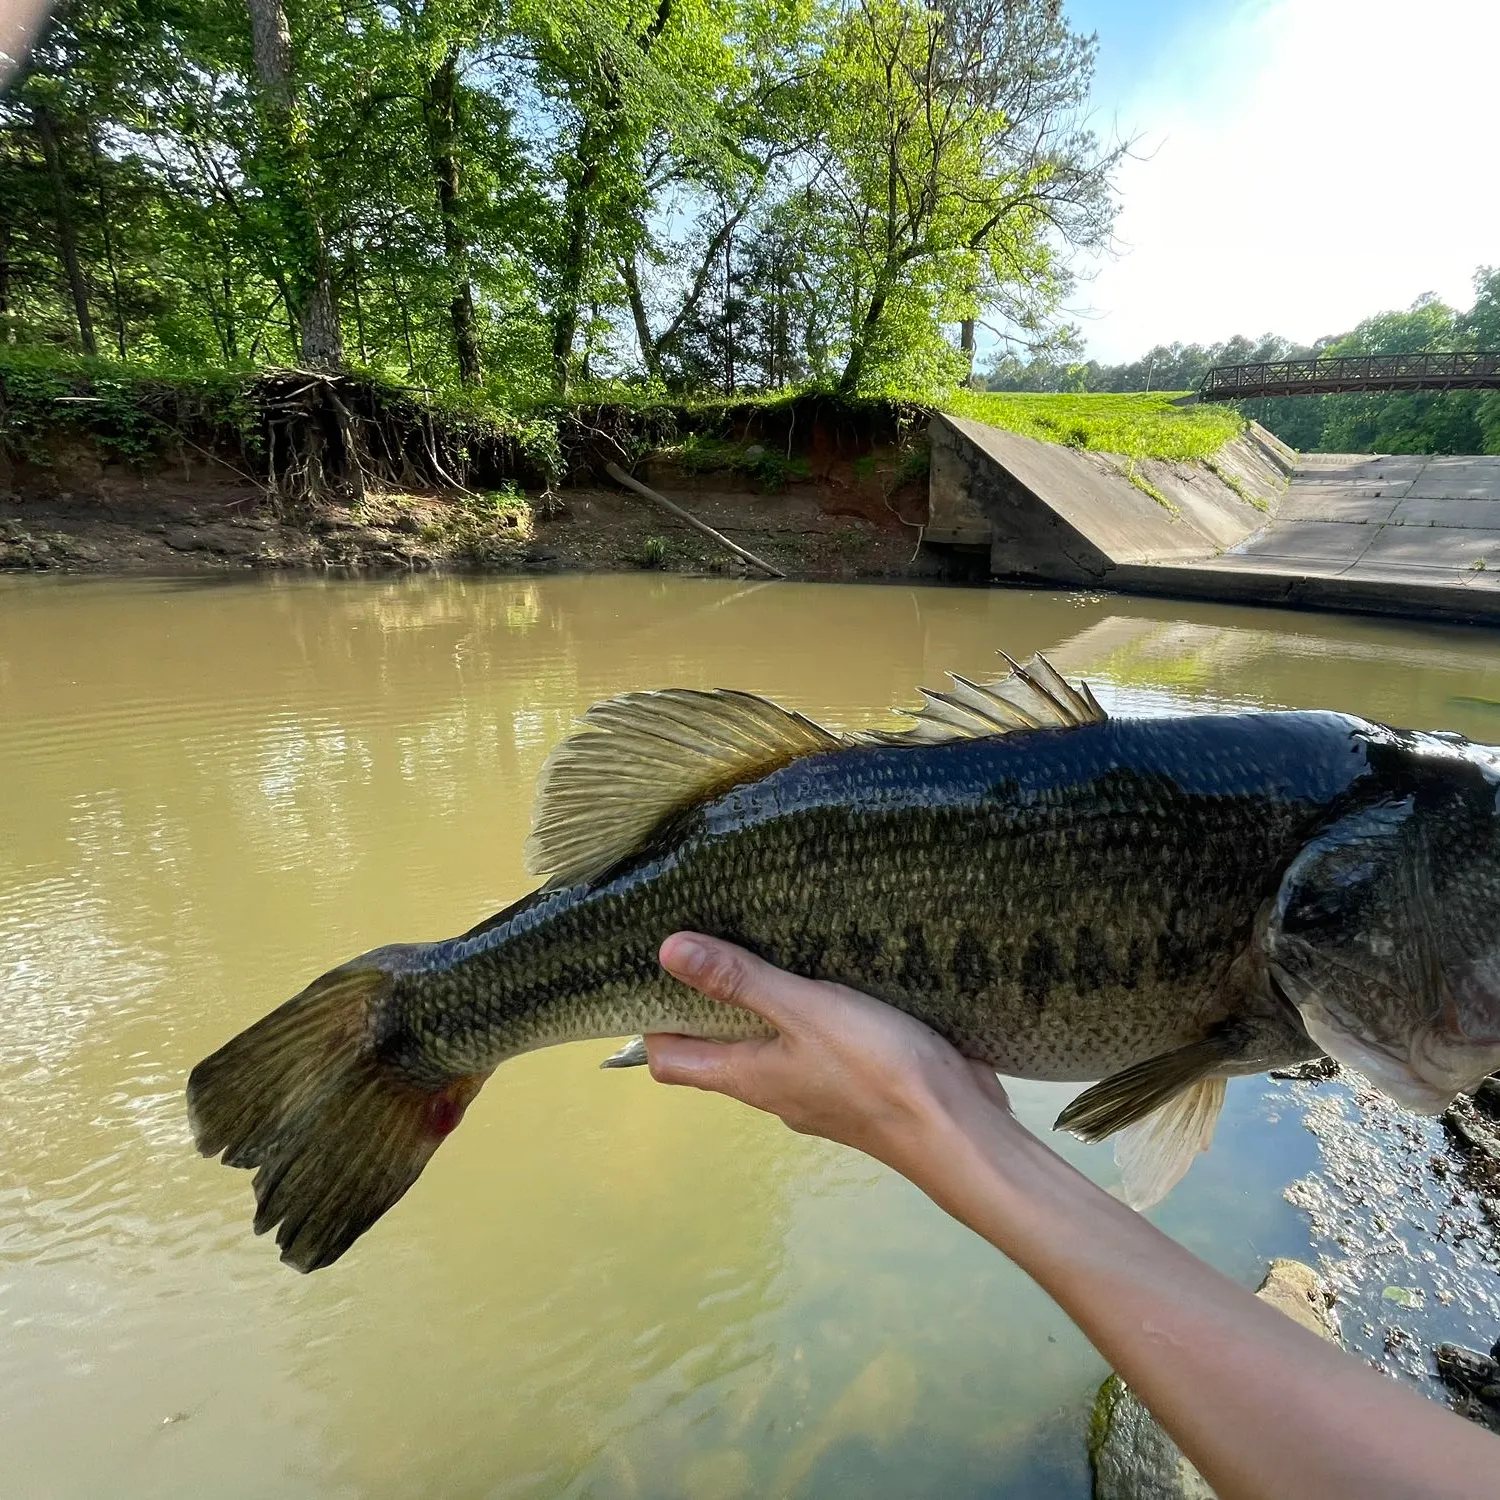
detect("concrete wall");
top-left (926, 414), bottom-right (1292, 583)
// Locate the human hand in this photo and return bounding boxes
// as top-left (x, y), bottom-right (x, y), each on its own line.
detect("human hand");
top-left (646, 933), bottom-right (1018, 1182)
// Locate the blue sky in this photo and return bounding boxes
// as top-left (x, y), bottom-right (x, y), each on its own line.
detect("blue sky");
top-left (1041, 0), bottom-right (1499, 363)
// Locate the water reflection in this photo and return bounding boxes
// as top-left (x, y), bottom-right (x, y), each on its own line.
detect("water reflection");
top-left (2, 573), bottom-right (1499, 1498)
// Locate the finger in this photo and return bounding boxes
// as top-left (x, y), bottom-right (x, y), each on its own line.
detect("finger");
top-left (658, 933), bottom-right (810, 1029)
top-left (643, 1033), bottom-right (753, 1098)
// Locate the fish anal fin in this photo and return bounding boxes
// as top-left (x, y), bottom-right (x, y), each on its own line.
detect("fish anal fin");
top-left (600, 1035), bottom-right (650, 1069)
top-left (526, 689), bottom-right (842, 888)
top-left (1111, 1078), bottom-right (1227, 1209)
top-left (854, 652), bottom-right (1106, 748)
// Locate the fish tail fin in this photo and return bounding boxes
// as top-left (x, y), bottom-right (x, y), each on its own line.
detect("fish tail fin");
top-left (187, 956), bottom-right (486, 1273)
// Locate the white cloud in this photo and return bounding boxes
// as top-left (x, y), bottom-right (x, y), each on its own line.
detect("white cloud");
top-left (1069, 0), bottom-right (1500, 363)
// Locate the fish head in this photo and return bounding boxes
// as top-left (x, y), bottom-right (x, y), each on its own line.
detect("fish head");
top-left (1266, 738), bottom-right (1500, 1114)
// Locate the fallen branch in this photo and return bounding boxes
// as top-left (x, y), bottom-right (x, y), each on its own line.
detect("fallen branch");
top-left (603, 462), bottom-right (786, 578)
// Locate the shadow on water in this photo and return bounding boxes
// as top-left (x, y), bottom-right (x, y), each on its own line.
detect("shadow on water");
top-left (2, 573), bottom-right (1500, 1497)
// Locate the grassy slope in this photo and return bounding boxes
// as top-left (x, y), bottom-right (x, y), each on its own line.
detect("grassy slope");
top-left (941, 390), bottom-right (1246, 463)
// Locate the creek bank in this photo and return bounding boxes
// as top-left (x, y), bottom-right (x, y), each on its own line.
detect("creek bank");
top-left (0, 366), bottom-right (937, 580)
top-left (0, 481), bottom-right (931, 582)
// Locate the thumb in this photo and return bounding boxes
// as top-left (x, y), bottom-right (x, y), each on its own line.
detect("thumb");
top-left (658, 933), bottom-right (802, 1029)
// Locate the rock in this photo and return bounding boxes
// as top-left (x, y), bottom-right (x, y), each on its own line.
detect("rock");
top-left (1472, 1076), bottom-right (1500, 1118)
top-left (162, 525), bottom-right (242, 555)
top-left (1090, 1260), bottom-right (1338, 1500)
top-left (744, 444), bottom-right (766, 461)
top-left (1434, 1343), bottom-right (1500, 1432)
top-left (1091, 1378), bottom-right (1216, 1500)
top-left (1443, 1098), bottom-right (1500, 1169)
top-left (1269, 1056), bottom-right (1341, 1082)
top-left (1252, 1258), bottom-right (1339, 1340)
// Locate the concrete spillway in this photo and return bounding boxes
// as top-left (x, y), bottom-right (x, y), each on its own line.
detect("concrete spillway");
top-left (927, 413), bottom-right (1500, 626)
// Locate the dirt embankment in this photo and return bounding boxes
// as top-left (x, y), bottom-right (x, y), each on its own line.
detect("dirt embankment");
top-left (0, 383), bottom-right (942, 582)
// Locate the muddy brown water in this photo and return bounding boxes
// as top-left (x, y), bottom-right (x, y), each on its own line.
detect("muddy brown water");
top-left (4, 572), bottom-right (1500, 1499)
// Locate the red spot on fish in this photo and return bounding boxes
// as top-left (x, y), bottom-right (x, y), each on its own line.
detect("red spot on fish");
top-left (428, 1090), bottom-right (466, 1137)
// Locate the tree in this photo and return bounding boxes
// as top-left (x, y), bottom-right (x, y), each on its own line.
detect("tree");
top-left (422, 46), bottom-right (482, 383)
top-left (805, 0), bottom-right (1120, 393)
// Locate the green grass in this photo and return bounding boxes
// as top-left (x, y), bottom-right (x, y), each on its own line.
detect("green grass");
top-left (658, 432), bottom-right (812, 490)
top-left (942, 390), bottom-right (1246, 462)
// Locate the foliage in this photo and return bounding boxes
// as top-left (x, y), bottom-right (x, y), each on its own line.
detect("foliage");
top-left (0, 344), bottom-right (933, 492)
top-left (660, 431), bottom-right (810, 488)
top-left (984, 268), bottom-right (1500, 456)
top-left (638, 534), bottom-right (670, 566)
top-left (1, 0), bottom-right (1115, 401)
top-left (943, 390), bottom-right (1245, 462)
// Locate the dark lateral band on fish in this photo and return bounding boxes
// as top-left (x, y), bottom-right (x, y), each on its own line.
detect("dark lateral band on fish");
top-left (186, 653), bottom-right (1500, 1271)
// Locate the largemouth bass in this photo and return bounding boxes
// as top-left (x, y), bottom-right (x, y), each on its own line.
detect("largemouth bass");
top-left (188, 654), bottom-right (1500, 1271)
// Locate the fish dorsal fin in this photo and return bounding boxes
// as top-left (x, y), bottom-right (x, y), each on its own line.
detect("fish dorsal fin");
top-left (853, 652), bottom-right (1105, 747)
top-left (525, 689), bottom-right (842, 887)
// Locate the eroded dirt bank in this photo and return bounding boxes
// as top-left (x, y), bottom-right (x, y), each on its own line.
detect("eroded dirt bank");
top-left (0, 377), bottom-right (943, 582)
top-left (0, 476), bottom-right (934, 581)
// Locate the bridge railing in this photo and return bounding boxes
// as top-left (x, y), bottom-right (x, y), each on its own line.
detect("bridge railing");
top-left (1199, 351), bottom-right (1500, 400)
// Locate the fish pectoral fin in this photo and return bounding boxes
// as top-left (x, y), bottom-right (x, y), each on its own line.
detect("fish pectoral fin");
top-left (1110, 1078), bottom-right (1227, 1209)
top-left (1053, 1026), bottom-right (1238, 1142)
top-left (600, 1035), bottom-right (650, 1070)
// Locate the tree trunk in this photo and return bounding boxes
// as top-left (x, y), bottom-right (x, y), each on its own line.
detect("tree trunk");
top-left (350, 269), bottom-right (368, 364)
top-left (88, 129), bottom-right (128, 358)
top-left (423, 49), bottom-right (481, 385)
top-left (299, 278), bottom-right (341, 367)
top-left (838, 286), bottom-right (888, 394)
top-left (0, 197), bottom-right (12, 344)
top-left (621, 253), bottom-right (661, 378)
top-left (723, 227), bottom-right (734, 395)
top-left (32, 103), bottom-right (97, 356)
top-left (549, 0), bottom-right (675, 392)
top-left (549, 139), bottom-right (600, 394)
top-left (220, 272), bottom-right (239, 361)
top-left (245, 0), bottom-right (342, 368)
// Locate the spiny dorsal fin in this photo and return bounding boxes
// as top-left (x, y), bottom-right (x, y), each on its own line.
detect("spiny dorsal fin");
top-left (525, 688), bottom-right (842, 887)
top-left (852, 651), bottom-right (1105, 747)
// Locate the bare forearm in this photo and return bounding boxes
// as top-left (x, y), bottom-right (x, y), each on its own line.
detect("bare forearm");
top-left (903, 1109), bottom-right (1498, 1500)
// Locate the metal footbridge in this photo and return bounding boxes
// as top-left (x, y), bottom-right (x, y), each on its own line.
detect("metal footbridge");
top-left (1199, 351), bottom-right (1500, 401)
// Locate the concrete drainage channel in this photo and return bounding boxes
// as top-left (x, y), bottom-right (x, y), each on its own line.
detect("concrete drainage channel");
top-left (926, 414), bottom-right (1500, 627)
